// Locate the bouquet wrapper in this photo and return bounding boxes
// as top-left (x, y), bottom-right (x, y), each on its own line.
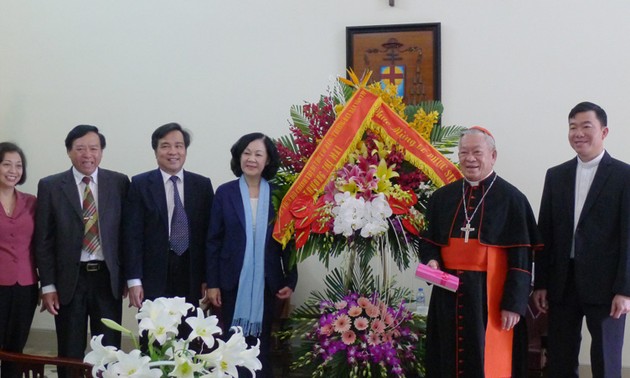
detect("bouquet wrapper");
top-left (415, 263), bottom-right (459, 292)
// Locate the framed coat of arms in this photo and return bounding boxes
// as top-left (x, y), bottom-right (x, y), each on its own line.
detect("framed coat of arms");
top-left (346, 23), bottom-right (441, 104)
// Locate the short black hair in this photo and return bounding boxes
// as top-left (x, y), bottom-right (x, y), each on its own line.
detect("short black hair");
top-left (151, 123), bottom-right (191, 151)
top-left (65, 125), bottom-right (106, 151)
top-left (569, 102), bottom-right (607, 127)
top-left (230, 132), bottom-right (280, 180)
top-left (0, 142), bottom-right (27, 185)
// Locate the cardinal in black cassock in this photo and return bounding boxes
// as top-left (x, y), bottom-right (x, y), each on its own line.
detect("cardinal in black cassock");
top-left (419, 127), bottom-right (542, 378)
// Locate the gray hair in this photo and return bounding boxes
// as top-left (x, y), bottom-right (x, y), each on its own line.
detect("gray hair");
top-left (458, 128), bottom-right (496, 151)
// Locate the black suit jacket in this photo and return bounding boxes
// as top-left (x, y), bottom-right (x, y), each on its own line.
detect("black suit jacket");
top-left (535, 152), bottom-right (630, 304)
top-left (34, 168), bottom-right (129, 305)
top-left (206, 179), bottom-right (298, 294)
top-left (123, 168), bottom-right (214, 301)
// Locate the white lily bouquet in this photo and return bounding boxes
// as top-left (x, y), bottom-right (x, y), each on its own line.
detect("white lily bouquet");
top-left (84, 297), bottom-right (261, 377)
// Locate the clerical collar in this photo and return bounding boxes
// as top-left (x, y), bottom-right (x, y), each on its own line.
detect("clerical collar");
top-left (577, 150), bottom-right (605, 169)
top-left (465, 171), bottom-right (496, 187)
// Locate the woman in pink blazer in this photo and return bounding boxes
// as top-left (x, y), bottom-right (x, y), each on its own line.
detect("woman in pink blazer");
top-left (0, 142), bottom-right (38, 377)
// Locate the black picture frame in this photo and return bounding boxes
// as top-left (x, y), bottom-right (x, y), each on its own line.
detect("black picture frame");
top-left (346, 23), bottom-right (441, 103)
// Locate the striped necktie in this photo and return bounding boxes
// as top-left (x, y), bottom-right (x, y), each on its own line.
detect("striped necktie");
top-left (82, 176), bottom-right (100, 255)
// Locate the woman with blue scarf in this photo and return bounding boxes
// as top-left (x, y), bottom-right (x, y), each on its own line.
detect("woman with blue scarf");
top-left (205, 132), bottom-right (298, 377)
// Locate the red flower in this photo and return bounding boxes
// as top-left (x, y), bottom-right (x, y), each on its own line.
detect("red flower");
top-left (311, 197), bottom-right (332, 234)
top-left (290, 195), bottom-right (318, 249)
top-left (387, 191), bottom-right (418, 215)
top-left (290, 195), bottom-right (316, 223)
top-left (295, 227), bottom-right (311, 249)
top-left (401, 217), bottom-right (420, 236)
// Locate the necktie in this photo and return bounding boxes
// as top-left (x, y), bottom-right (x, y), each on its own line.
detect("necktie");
top-left (169, 176), bottom-right (189, 255)
top-left (82, 176), bottom-right (100, 255)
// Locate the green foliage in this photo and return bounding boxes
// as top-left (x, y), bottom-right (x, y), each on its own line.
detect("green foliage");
top-left (430, 124), bottom-right (467, 156)
top-left (404, 101), bottom-right (444, 123)
top-left (293, 231), bottom-right (418, 273)
top-left (289, 104), bottom-right (312, 136)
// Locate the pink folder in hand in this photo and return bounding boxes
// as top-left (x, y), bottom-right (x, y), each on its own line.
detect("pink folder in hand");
top-left (415, 263), bottom-right (459, 292)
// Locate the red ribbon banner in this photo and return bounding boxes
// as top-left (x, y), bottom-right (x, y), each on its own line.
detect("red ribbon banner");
top-left (273, 88), bottom-right (462, 246)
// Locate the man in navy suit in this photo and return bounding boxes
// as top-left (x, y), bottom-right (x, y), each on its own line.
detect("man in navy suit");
top-left (34, 125), bottom-right (129, 375)
top-left (124, 123), bottom-right (214, 308)
top-left (533, 102), bottom-right (630, 377)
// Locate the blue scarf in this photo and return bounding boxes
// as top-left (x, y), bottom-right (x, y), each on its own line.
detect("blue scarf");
top-left (232, 176), bottom-right (269, 337)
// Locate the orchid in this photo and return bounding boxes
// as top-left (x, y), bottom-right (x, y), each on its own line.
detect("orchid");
top-left (331, 193), bottom-right (367, 236)
top-left (85, 297), bottom-right (261, 377)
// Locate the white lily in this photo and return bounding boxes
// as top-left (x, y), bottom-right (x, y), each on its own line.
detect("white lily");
top-left (84, 334), bottom-right (118, 376)
top-left (164, 338), bottom-right (191, 360)
top-left (85, 297), bottom-right (261, 377)
top-left (197, 339), bottom-right (238, 377)
top-left (102, 350), bottom-right (162, 378)
top-left (198, 326), bottom-right (261, 377)
top-left (186, 308), bottom-right (222, 348)
top-left (237, 336), bottom-right (262, 375)
top-left (169, 351), bottom-right (205, 378)
top-left (158, 297), bottom-right (194, 319)
top-left (135, 298), bottom-right (162, 321)
top-left (139, 309), bottom-right (180, 345)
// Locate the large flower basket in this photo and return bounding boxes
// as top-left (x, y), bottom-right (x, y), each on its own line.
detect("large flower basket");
top-left (272, 71), bottom-right (462, 377)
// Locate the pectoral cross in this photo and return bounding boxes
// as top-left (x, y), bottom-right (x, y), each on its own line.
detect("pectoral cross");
top-left (461, 223), bottom-right (475, 243)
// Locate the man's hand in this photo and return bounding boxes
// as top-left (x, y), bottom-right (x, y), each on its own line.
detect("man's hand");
top-left (610, 294), bottom-right (630, 319)
top-left (206, 288), bottom-right (222, 308)
top-left (276, 286), bottom-right (293, 300)
top-left (427, 259), bottom-right (440, 270)
top-left (128, 285), bottom-right (144, 308)
top-left (40, 292), bottom-right (60, 315)
top-left (501, 310), bottom-right (520, 331)
top-left (532, 289), bottom-right (548, 314)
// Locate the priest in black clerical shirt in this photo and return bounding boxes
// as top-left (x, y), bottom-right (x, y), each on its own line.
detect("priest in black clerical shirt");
top-left (420, 126), bottom-right (542, 378)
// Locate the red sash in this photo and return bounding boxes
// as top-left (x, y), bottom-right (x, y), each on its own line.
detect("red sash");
top-left (442, 238), bottom-right (513, 378)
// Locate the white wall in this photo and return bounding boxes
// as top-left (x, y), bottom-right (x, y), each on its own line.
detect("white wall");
top-left (2, 0), bottom-right (630, 367)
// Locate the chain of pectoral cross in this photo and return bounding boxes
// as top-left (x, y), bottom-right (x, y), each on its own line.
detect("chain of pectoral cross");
top-left (460, 174), bottom-right (497, 243)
